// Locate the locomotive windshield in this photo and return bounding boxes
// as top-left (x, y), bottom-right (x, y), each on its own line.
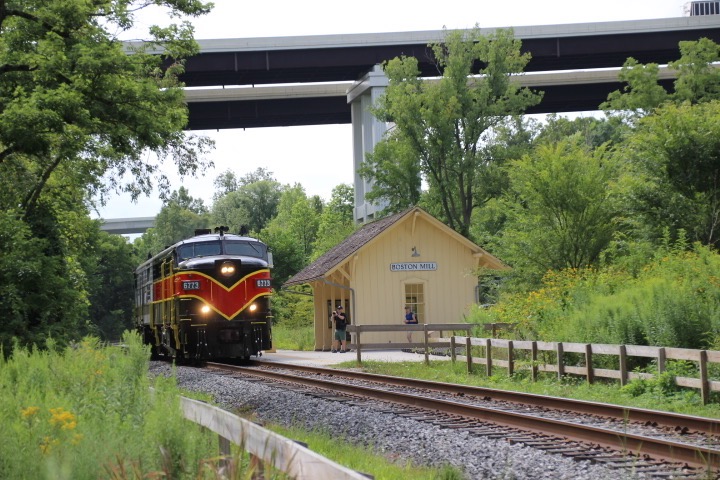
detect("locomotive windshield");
top-left (176, 240), bottom-right (267, 262)
top-left (225, 240), bottom-right (267, 258)
top-left (177, 241), bottom-right (221, 260)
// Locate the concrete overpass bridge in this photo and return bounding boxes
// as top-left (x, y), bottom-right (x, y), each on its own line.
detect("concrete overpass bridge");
top-left (180, 15), bottom-right (720, 130)
top-left (106, 13), bottom-right (719, 232)
top-left (100, 217), bottom-right (155, 235)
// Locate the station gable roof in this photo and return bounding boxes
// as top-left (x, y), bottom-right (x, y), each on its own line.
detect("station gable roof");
top-left (282, 206), bottom-right (505, 288)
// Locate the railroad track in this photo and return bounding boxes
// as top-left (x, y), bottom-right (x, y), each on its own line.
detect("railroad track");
top-left (204, 360), bottom-right (720, 478)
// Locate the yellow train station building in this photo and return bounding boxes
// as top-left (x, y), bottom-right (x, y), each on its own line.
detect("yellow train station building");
top-left (282, 206), bottom-right (507, 350)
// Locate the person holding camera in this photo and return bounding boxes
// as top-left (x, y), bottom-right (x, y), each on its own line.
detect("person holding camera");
top-left (331, 305), bottom-right (348, 353)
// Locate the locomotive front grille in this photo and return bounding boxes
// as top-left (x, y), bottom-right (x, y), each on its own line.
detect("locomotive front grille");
top-left (218, 328), bottom-right (242, 344)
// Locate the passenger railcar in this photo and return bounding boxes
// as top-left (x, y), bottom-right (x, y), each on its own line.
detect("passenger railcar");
top-left (134, 227), bottom-right (273, 361)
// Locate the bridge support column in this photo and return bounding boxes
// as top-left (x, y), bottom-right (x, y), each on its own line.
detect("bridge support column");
top-left (347, 65), bottom-right (389, 224)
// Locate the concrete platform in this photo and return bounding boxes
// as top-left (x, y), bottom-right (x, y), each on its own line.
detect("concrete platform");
top-left (259, 349), bottom-right (450, 367)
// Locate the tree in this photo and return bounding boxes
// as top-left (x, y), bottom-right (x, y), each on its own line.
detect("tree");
top-left (493, 140), bottom-right (621, 285)
top-left (596, 38), bottom-right (720, 251)
top-left (312, 184), bottom-right (355, 260)
top-left (0, 1), bottom-right (214, 354)
top-left (212, 170), bottom-right (240, 201)
top-left (210, 169), bottom-right (282, 233)
top-left (261, 185), bottom-right (321, 285)
top-left (141, 187), bottom-right (209, 255)
top-left (0, 0), bottom-right (214, 221)
top-left (619, 101), bottom-right (720, 248)
top-left (86, 232), bottom-right (136, 342)
top-left (362, 27), bottom-right (542, 238)
top-left (359, 134), bottom-right (422, 212)
top-left (601, 38), bottom-right (720, 119)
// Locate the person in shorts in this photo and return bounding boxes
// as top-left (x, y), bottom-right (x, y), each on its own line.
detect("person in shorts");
top-left (404, 305), bottom-right (418, 343)
top-left (331, 305), bottom-right (348, 353)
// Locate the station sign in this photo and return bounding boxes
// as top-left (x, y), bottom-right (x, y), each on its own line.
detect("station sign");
top-left (390, 262), bottom-right (437, 272)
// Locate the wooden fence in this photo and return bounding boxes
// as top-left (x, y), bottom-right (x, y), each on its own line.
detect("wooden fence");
top-left (347, 324), bottom-right (720, 404)
top-left (180, 396), bottom-right (371, 479)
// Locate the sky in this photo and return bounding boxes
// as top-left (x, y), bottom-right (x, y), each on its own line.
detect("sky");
top-left (95, 0), bottom-right (691, 221)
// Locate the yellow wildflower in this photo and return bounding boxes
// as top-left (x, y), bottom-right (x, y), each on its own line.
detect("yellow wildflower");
top-left (21, 406), bottom-right (40, 418)
top-left (50, 407), bottom-right (77, 430)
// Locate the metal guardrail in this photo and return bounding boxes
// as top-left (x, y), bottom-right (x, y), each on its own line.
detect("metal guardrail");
top-left (180, 396), bottom-right (371, 479)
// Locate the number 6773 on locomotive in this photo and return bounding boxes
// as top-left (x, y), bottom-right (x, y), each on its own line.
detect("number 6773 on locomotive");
top-left (134, 227), bottom-right (273, 362)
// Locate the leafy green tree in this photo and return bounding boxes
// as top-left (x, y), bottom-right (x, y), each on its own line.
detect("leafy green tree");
top-left (212, 170), bottom-right (240, 201)
top-left (362, 27), bottom-right (542, 238)
top-left (493, 140), bottom-right (622, 285)
top-left (141, 187), bottom-right (209, 255)
top-left (261, 185), bottom-right (321, 286)
top-left (535, 114), bottom-right (627, 150)
top-left (618, 101), bottom-right (720, 248)
top-left (312, 184), bottom-right (355, 260)
top-left (211, 169), bottom-right (282, 233)
top-left (359, 134), bottom-right (422, 212)
top-left (86, 232), bottom-right (136, 342)
top-left (601, 38), bottom-right (720, 119)
top-left (0, 0), bottom-right (214, 219)
top-left (0, 1), bottom-right (213, 353)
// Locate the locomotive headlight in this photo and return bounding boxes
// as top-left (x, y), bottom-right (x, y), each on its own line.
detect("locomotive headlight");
top-left (249, 303), bottom-right (257, 312)
top-left (220, 261), bottom-right (236, 277)
top-left (200, 305), bottom-right (211, 314)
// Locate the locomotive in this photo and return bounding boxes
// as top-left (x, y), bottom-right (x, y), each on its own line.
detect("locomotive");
top-left (134, 226), bottom-right (273, 362)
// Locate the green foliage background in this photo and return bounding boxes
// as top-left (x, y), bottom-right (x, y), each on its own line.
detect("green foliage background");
top-left (471, 241), bottom-right (720, 350)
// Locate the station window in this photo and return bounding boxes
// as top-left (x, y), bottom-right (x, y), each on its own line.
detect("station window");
top-left (404, 283), bottom-right (425, 323)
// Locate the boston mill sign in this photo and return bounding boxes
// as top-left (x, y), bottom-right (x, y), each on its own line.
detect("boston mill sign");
top-left (390, 262), bottom-right (438, 272)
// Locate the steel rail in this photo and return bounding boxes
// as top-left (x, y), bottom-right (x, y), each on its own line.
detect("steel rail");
top-left (248, 360), bottom-right (720, 435)
top-left (208, 362), bottom-right (720, 471)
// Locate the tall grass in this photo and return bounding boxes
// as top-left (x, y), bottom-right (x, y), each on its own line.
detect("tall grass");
top-left (471, 243), bottom-right (720, 350)
top-left (0, 333), bottom-right (219, 479)
top-left (269, 423), bottom-right (464, 480)
top-left (272, 323), bottom-right (315, 350)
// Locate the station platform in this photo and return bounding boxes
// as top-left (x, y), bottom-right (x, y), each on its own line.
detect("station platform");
top-left (259, 349), bottom-right (451, 367)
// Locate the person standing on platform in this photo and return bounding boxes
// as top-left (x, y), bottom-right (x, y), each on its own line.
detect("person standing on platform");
top-left (404, 305), bottom-right (418, 343)
top-left (331, 305), bottom-right (348, 353)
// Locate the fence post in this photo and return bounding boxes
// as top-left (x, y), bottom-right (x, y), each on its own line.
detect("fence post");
top-left (585, 343), bottom-right (594, 385)
top-left (466, 336), bottom-right (473, 373)
top-left (556, 342), bottom-right (565, 379)
top-left (249, 450), bottom-right (265, 479)
top-left (507, 340), bottom-right (514, 376)
top-left (700, 350), bottom-right (709, 405)
top-left (658, 347), bottom-right (666, 374)
top-left (450, 336), bottom-right (456, 363)
top-left (218, 435), bottom-right (231, 471)
top-left (531, 341), bottom-right (538, 382)
top-left (619, 345), bottom-right (628, 386)
top-left (485, 338), bottom-right (492, 376)
top-left (424, 324), bottom-right (429, 365)
top-left (355, 328), bottom-right (362, 364)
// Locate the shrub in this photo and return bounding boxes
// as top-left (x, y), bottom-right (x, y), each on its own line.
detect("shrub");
top-left (0, 332), bottom-right (217, 479)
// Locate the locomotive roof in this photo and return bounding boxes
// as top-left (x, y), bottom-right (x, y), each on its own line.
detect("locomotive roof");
top-left (135, 232), bottom-right (266, 271)
top-left (181, 232), bottom-right (259, 243)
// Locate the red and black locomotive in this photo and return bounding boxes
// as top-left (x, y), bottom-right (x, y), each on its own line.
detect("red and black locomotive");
top-left (134, 227), bottom-right (273, 361)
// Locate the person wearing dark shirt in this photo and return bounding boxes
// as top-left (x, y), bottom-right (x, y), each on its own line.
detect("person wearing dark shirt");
top-left (331, 305), bottom-right (348, 353)
top-left (404, 305), bottom-right (418, 343)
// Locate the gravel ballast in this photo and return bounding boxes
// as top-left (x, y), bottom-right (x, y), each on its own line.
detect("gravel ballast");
top-left (150, 362), bottom-right (653, 479)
